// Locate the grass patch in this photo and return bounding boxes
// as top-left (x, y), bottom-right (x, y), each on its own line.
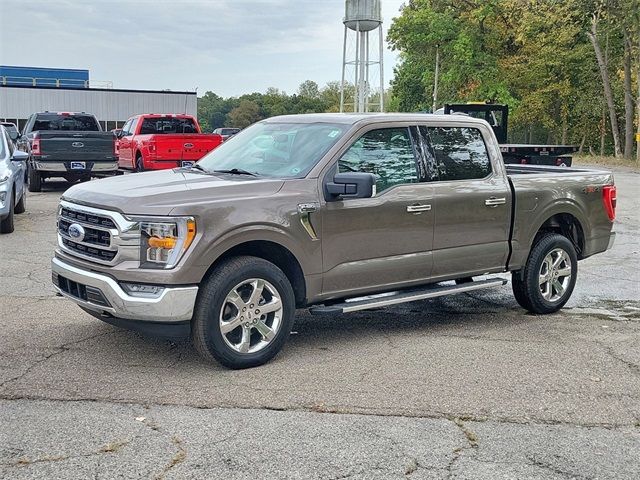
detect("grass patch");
top-left (573, 155), bottom-right (639, 171)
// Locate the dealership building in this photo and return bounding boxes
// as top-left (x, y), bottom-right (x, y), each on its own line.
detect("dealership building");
top-left (0, 65), bottom-right (197, 132)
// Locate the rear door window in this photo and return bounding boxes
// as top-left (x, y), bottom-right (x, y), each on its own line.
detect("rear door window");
top-left (427, 127), bottom-right (492, 181)
top-left (338, 127), bottom-right (418, 193)
top-left (32, 114), bottom-right (100, 132)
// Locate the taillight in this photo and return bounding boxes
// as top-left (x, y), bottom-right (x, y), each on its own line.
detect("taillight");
top-left (602, 185), bottom-right (616, 221)
top-left (114, 139), bottom-right (119, 156)
top-left (31, 134), bottom-right (41, 155)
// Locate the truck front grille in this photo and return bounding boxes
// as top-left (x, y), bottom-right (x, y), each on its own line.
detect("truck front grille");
top-left (61, 238), bottom-right (117, 261)
top-left (60, 207), bottom-right (116, 229)
top-left (58, 204), bottom-right (120, 264)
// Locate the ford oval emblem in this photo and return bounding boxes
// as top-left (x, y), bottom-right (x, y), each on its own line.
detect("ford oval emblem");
top-left (71, 142), bottom-right (84, 148)
top-left (68, 223), bottom-right (85, 242)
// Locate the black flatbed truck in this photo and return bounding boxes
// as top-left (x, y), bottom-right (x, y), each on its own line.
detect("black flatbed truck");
top-left (443, 103), bottom-right (578, 167)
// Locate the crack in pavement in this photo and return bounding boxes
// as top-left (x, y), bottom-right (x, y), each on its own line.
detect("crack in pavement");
top-left (2, 395), bottom-right (638, 430)
top-left (0, 331), bottom-right (114, 390)
top-left (446, 417), bottom-right (479, 479)
top-left (1, 439), bottom-right (131, 468)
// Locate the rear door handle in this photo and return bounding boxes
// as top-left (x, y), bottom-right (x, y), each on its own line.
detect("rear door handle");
top-left (485, 197), bottom-right (506, 207)
top-left (407, 204), bottom-right (432, 213)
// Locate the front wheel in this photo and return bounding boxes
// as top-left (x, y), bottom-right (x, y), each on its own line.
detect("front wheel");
top-left (192, 256), bottom-right (295, 369)
top-left (14, 188), bottom-right (26, 214)
top-left (0, 191), bottom-right (15, 233)
top-left (512, 233), bottom-right (577, 314)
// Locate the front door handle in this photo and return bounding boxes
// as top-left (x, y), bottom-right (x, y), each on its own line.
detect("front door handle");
top-left (485, 197), bottom-right (506, 207)
top-left (407, 204), bottom-right (432, 214)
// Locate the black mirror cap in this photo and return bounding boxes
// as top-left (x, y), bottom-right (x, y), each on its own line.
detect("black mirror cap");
top-left (11, 150), bottom-right (29, 162)
top-left (325, 172), bottom-right (376, 201)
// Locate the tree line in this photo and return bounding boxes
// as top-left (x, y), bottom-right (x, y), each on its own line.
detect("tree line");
top-left (197, 81), bottom-right (356, 132)
top-left (198, 0), bottom-right (639, 159)
top-left (387, 0), bottom-right (639, 159)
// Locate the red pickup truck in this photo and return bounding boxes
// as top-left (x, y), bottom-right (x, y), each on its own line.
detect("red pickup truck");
top-left (116, 114), bottom-right (222, 171)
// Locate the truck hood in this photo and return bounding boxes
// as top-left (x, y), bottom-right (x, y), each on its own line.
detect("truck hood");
top-left (62, 169), bottom-right (285, 215)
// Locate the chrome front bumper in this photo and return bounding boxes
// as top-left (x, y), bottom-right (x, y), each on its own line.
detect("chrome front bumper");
top-left (607, 231), bottom-right (616, 250)
top-left (51, 257), bottom-right (198, 322)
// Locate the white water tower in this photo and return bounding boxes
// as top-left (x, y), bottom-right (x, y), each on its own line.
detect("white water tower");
top-left (340, 0), bottom-right (384, 113)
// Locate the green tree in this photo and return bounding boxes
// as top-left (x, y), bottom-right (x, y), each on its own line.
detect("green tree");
top-left (227, 100), bottom-right (262, 128)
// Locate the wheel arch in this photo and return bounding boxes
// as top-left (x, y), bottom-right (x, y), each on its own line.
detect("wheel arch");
top-left (534, 212), bottom-right (586, 259)
top-left (201, 239), bottom-right (307, 308)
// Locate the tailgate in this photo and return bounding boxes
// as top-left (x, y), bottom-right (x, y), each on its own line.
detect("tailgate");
top-left (179, 135), bottom-right (222, 161)
top-left (38, 132), bottom-right (115, 161)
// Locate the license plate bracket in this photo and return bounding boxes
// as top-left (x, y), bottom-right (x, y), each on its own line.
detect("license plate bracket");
top-left (181, 161), bottom-right (195, 168)
top-left (70, 162), bottom-right (86, 170)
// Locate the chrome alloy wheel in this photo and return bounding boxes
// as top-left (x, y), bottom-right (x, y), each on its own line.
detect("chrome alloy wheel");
top-left (219, 278), bottom-right (283, 354)
top-left (539, 248), bottom-right (572, 302)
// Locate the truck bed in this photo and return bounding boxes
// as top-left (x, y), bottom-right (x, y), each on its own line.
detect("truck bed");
top-left (505, 164), bottom-right (601, 176)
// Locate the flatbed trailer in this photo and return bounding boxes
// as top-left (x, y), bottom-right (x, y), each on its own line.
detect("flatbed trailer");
top-left (499, 143), bottom-right (578, 167)
top-left (443, 104), bottom-right (578, 167)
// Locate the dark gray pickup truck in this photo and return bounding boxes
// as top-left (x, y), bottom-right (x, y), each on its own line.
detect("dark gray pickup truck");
top-left (18, 112), bottom-right (117, 192)
top-left (51, 113), bottom-right (616, 368)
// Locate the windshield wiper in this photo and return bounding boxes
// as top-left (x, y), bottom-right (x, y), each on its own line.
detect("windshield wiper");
top-left (190, 164), bottom-right (210, 173)
top-left (213, 168), bottom-right (258, 177)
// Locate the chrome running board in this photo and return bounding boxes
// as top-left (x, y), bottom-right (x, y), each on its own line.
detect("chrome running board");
top-left (309, 278), bottom-right (507, 315)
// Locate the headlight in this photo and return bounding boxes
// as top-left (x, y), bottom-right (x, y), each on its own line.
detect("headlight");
top-left (130, 216), bottom-right (196, 269)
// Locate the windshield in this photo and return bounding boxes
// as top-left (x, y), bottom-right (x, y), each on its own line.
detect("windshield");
top-left (197, 121), bottom-right (348, 178)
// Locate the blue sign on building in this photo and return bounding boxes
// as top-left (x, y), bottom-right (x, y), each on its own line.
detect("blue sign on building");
top-left (0, 65), bottom-right (89, 88)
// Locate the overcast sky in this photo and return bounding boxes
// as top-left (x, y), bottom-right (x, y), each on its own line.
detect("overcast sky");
top-left (0, 0), bottom-right (406, 97)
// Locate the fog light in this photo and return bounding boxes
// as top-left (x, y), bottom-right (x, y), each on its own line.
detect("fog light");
top-left (0, 192), bottom-right (6, 203)
top-left (121, 283), bottom-right (164, 298)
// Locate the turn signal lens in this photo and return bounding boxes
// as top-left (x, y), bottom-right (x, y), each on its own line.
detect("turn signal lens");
top-left (148, 236), bottom-right (177, 249)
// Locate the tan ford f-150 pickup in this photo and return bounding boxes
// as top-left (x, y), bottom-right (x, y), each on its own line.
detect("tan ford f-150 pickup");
top-left (51, 113), bottom-right (616, 369)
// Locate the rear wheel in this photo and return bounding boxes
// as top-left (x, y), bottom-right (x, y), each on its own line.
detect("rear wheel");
top-left (192, 256), bottom-right (295, 369)
top-left (512, 233), bottom-right (577, 314)
top-left (135, 155), bottom-right (144, 172)
top-left (0, 191), bottom-right (15, 233)
top-left (27, 165), bottom-right (42, 192)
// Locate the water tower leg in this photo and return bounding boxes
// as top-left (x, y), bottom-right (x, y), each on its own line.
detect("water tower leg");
top-left (365, 31), bottom-right (370, 112)
top-left (340, 24), bottom-right (348, 113)
top-left (354, 21), bottom-right (360, 112)
top-left (379, 24), bottom-right (384, 112)
top-left (358, 30), bottom-right (366, 112)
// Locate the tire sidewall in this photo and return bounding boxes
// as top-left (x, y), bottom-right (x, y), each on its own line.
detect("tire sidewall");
top-left (194, 258), bottom-right (295, 369)
top-left (525, 234), bottom-right (578, 312)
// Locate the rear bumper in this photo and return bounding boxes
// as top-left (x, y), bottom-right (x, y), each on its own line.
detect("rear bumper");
top-left (51, 256), bottom-right (198, 323)
top-left (34, 161), bottom-right (118, 173)
top-left (607, 231), bottom-right (616, 250)
top-left (143, 159), bottom-right (195, 170)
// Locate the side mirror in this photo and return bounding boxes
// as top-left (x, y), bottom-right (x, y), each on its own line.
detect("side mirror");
top-left (325, 172), bottom-right (376, 200)
top-left (11, 150), bottom-right (29, 162)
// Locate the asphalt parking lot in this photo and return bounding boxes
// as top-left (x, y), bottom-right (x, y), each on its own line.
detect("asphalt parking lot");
top-left (1, 167), bottom-right (639, 479)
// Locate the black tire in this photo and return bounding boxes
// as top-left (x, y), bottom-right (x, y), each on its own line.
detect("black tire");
top-left (135, 155), bottom-right (144, 173)
top-left (14, 187), bottom-right (26, 214)
top-left (511, 233), bottom-right (578, 314)
top-left (192, 256), bottom-right (295, 369)
top-left (0, 191), bottom-right (15, 233)
top-left (27, 165), bottom-right (42, 192)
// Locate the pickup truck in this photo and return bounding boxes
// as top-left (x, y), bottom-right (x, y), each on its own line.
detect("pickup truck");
top-left (116, 114), bottom-right (222, 171)
top-left (51, 113), bottom-right (616, 369)
top-left (18, 112), bottom-right (118, 192)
